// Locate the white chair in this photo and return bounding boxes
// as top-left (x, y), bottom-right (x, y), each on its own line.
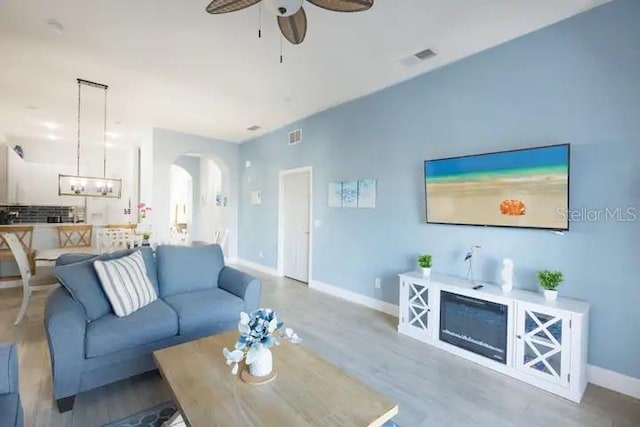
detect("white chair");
top-left (1, 233), bottom-right (59, 325)
top-left (214, 228), bottom-right (229, 249)
top-left (98, 227), bottom-right (136, 253)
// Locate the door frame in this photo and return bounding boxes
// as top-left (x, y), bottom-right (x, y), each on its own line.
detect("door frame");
top-left (277, 166), bottom-right (313, 282)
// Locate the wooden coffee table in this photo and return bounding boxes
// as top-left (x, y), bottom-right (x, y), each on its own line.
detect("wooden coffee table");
top-left (153, 331), bottom-right (398, 427)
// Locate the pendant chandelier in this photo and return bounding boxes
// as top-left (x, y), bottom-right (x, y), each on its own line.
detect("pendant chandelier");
top-left (58, 78), bottom-right (122, 198)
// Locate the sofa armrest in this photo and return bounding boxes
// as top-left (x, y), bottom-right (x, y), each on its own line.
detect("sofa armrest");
top-left (44, 287), bottom-right (87, 399)
top-left (218, 266), bottom-right (261, 312)
top-left (0, 343), bottom-right (18, 395)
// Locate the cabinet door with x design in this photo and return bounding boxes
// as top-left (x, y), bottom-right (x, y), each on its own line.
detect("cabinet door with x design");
top-left (399, 278), bottom-right (434, 341)
top-left (515, 303), bottom-right (572, 388)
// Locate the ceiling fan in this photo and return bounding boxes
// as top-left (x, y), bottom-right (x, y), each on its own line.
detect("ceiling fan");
top-left (206, 0), bottom-right (374, 45)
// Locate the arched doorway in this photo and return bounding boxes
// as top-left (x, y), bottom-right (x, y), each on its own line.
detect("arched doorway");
top-left (169, 164), bottom-right (193, 244)
top-left (169, 153), bottom-right (231, 252)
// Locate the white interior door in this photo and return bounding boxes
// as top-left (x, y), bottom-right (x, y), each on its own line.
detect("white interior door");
top-left (282, 171), bottom-right (310, 283)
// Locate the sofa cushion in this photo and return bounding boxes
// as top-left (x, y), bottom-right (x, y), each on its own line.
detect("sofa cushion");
top-left (101, 248), bottom-right (159, 294)
top-left (156, 245), bottom-right (224, 297)
top-left (53, 257), bottom-right (112, 321)
top-left (94, 251), bottom-right (158, 317)
top-left (85, 299), bottom-right (178, 358)
top-left (164, 288), bottom-right (243, 337)
top-left (53, 248), bottom-right (158, 321)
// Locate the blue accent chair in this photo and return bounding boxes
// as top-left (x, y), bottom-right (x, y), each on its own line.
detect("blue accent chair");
top-left (45, 245), bottom-right (261, 412)
top-left (0, 343), bottom-right (23, 427)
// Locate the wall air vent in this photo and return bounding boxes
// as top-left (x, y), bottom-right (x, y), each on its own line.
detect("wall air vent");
top-left (247, 125), bottom-right (261, 131)
top-left (289, 129), bottom-right (302, 145)
top-left (400, 48), bottom-right (437, 67)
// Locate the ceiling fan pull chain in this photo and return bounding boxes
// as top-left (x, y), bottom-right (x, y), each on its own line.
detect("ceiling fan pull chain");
top-left (258, 4), bottom-right (262, 38)
top-left (280, 34), bottom-right (284, 64)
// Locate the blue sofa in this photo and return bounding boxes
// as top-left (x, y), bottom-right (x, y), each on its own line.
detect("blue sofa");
top-left (0, 343), bottom-right (23, 427)
top-left (45, 244), bottom-right (261, 412)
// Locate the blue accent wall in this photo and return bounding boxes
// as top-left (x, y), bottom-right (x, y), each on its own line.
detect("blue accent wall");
top-left (238, 0), bottom-right (640, 378)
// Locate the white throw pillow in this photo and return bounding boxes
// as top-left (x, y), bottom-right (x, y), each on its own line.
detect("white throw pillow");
top-left (93, 250), bottom-right (158, 317)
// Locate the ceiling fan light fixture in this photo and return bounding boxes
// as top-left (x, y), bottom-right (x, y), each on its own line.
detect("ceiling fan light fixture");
top-left (265, 0), bottom-right (304, 16)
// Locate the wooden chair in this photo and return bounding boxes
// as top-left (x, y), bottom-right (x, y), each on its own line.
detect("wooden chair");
top-left (0, 226), bottom-right (36, 278)
top-left (57, 225), bottom-right (93, 248)
top-left (1, 232), bottom-right (58, 325)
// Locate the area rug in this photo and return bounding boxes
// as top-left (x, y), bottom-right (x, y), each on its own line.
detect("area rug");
top-left (104, 401), bottom-right (400, 427)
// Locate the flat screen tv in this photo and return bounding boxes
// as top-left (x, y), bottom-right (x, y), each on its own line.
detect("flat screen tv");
top-left (425, 144), bottom-right (570, 231)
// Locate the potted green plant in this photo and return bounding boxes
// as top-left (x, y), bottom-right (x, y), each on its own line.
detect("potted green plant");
top-left (141, 231), bottom-right (152, 247)
top-left (418, 254), bottom-right (433, 278)
top-left (537, 270), bottom-right (563, 301)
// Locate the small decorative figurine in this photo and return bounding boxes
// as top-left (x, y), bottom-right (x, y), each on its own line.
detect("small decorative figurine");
top-left (465, 245), bottom-right (481, 282)
top-left (501, 258), bottom-right (514, 292)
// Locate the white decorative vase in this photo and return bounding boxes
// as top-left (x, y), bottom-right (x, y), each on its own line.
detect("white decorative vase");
top-left (501, 283), bottom-right (513, 292)
top-left (543, 289), bottom-right (558, 301)
top-left (248, 347), bottom-right (273, 377)
top-left (421, 267), bottom-right (431, 278)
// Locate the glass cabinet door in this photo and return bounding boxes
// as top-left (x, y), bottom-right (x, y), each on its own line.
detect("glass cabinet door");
top-left (515, 304), bottom-right (571, 387)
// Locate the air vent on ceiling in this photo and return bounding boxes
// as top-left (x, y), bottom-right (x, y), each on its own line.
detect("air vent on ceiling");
top-left (247, 125), bottom-right (261, 131)
top-left (289, 129), bottom-right (302, 145)
top-left (400, 48), bottom-right (437, 67)
top-left (414, 48), bottom-right (437, 60)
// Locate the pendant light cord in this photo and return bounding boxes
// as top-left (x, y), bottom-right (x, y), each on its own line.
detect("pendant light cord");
top-left (76, 81), bottom-right (81, 176)
top-left (103, 87), bottom-right (108, 178)
top-left (76, 78), bottom-right (110, 179)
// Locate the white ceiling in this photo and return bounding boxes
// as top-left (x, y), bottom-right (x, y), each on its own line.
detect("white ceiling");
top-left (0, 0), bottom-right (608, 145)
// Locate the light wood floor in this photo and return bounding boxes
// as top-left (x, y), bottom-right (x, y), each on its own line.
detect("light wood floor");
top-left (1, 268), bottom-right (639, 427)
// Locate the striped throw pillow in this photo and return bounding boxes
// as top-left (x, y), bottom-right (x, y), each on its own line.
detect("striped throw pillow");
top-left (93, 250), bottom-right (158, 317)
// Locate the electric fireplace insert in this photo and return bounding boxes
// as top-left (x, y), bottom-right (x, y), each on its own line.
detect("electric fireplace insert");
top-left (439, 291), bottom-right (508, 364)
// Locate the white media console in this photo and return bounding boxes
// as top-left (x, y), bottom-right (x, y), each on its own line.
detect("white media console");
top-left (398, 271), bottom-right (590, 402)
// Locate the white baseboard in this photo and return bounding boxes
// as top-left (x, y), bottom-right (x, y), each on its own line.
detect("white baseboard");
top-left (234, 258), bottom-right (281, 277)
top-left (0, 280), bottom-right (20, 289)
top-left (309, 280), bottom-right (399, 317)
top-left (587, 364), bottom-right (640, 399)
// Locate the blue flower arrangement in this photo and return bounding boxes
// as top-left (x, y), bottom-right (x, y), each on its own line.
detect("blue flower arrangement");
top-left (223, 308), bottom-right (301, 375)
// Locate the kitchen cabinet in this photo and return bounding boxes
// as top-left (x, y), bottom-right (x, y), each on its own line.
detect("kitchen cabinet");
top-left (0, 143), bottom-right (26, 204)
top-left (23, 163), bottom-right (84, 206)
top-left (1, 143), bottom-right (84, 206)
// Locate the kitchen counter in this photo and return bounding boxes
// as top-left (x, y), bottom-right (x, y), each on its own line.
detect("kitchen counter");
top-left (0, 223), bottom-right (110, 254)
top-left (0, 223), bottom-right (106, 228)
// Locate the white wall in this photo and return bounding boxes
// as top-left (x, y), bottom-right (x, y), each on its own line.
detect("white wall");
top-left (142, 128), bottom-right (239, 258)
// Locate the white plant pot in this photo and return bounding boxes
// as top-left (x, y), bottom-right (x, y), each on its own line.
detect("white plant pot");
top-left (248, 347), bottom-right (273, 377)
top-left (543, 289), bottom-right (558, 301)
top-left (420, 267), bottom-right (431, 278)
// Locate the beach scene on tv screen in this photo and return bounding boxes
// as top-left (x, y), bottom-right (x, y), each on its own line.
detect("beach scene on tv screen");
top-left (425, 145), bottom-right (569, 230)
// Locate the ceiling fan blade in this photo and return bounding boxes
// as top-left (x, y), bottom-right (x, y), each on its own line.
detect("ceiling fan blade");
top-left (306, 0), bottom-right (373, 13)
top-left (278, 7), bottom-right (307, 45)
top-left (206, 0), bottom-right (262, 14)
